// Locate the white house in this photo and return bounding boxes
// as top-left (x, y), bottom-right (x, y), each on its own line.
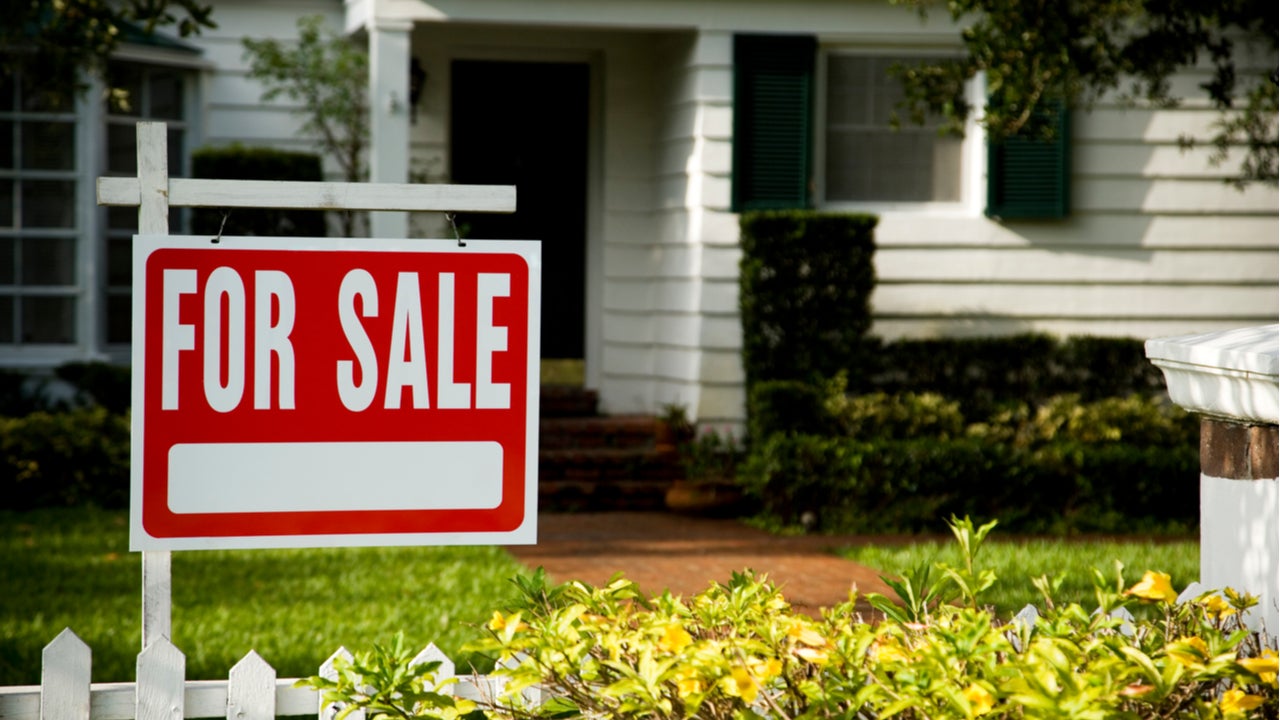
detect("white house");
top-left (2, 0), bottom-right (1276, 428)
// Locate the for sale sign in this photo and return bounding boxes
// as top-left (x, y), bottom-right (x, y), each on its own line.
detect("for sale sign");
top-left (130, 235), bottom-right (540, 550)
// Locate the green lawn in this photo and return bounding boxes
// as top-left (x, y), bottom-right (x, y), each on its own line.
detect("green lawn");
top-left (0, 507), bottom-right (532, 685)
top-left (841, 536), bottom-right (1199, 619)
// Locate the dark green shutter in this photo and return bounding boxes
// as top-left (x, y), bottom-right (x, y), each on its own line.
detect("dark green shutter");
top-left (985, 104), bottom-right (1070, 219)
top-left (732, 34), bottom-right (815, 212)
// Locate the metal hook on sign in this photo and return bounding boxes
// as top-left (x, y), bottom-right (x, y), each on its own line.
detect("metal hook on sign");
top-left (446, 212), bottom-right (465, 247)
top-left (212, 210), bottom-right (230, 244)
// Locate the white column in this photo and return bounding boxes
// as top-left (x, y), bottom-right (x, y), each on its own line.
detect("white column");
top-left (369, 19), bottom-right (412, 238)
top-left (1147, 324), bottom-right (1280, 640)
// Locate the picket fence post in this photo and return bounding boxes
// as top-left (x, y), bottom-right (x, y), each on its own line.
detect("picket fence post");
top-left (136, 640), bottom-right (183, 720)
top-left (227, 651), bottom-right (275, 720)
top-left (40, 629), bottom-right (91, 720)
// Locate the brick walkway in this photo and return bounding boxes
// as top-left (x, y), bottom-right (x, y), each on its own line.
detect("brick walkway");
top-left (507, 512), bottom-right (900, 616)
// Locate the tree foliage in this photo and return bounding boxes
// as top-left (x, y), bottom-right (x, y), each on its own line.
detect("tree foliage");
top-left (892, 0), bottom-right (1279, 185)
top-left (1, 0), bottom-right (214, 90)
top-left (242, 15), bottom-right (368, 236)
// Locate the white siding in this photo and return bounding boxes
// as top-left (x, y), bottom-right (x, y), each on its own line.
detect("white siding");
top-left (191, 0), bottom-right (347, 163)
top-left (871, 87), bottom-right (1279, 340)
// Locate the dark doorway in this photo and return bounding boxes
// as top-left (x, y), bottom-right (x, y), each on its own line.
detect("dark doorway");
top-left (451, 60), bottom-right (589, 360)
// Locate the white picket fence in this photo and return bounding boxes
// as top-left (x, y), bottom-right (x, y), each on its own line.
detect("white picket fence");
top-left (0, 628), bottom-right (506, 720)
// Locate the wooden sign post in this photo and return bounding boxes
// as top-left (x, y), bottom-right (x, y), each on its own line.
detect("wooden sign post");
top-left (98, 122), bottom-right (520, 650)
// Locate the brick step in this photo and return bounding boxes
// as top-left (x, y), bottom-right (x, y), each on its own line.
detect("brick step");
top-left (539, 414), bottom-right (660, 450)
top-left (540, 385), bottom-right (599, 418)
top-left (539, 447), bottom-right (682, 481)
top-left (539, 478), bottom-right (672, 512)
top-left (539, 446), bottom-right (683, 512)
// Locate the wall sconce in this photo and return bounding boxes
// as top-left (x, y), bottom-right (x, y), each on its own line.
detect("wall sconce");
top-left (409, 57), bottom-right (426, 123)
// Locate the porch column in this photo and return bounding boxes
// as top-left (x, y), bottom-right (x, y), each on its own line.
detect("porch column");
top-left (1147, 325), bottom-right (1279, 639)
top-left (368, 18), bottom-right (412, 237)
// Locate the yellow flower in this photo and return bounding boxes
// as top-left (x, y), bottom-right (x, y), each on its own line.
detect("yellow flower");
top-left (788, 624), bottom-right (828, 648)
top-left (1201, 593), bottom-right (1237, 619)
top-left (722, 666), bottom-right (760, 704)
top-left (1167, 636), bottom-right (1210, 667)
top-left (963, 683), bottom-right (995, 716)
top-left (1239, 649), bottom-right (1279, 686)
top-left (871, 636), bottom-right (909, 664)
top-left (752, 657), bottom-right (783, 681)
top-left (673, 666), bottom-right (704, 699)
top-left (658, 623), bottom-right (693, 653)
top-left (487, 611), bottom-right (526, 632)
top-left (1220, 688), bottom-right (1265, 715)
top-left (1124, 571), bottom-right (1177, 603)
top-left (794, 646), bottom-right (830, 665)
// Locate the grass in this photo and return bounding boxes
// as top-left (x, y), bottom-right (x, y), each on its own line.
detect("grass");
top-left (0, 507), bottom-right (533, 685)
top-left (840, 535), bottom-right (1199, 619)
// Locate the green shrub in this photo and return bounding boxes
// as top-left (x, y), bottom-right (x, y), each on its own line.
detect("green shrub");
top-left (853, 334), bottom-right (1168, 417)
top-left (738, 211), bottom-right (877, 387)
top-left (0, 408), bottom-right (130, 509)
top-left (191, 144), bottom-right (327, 237)
top-left (439, 517), bottom-right (1277, 720)
top-left (54, 362), bottom-right (131, 414)
top-left (826, 387), bottom-right (967, 441)
top-left (968, 393), bottom-right (1198, 448)
top-left (746, 379), bottom-right (834, 443)
top-left (738, 432), bottom-right (1198, 534)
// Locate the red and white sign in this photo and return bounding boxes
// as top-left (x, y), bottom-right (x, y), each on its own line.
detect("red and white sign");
top-left (130, 235), bottom-right (540, 550)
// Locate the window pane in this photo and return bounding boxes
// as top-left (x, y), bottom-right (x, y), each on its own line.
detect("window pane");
top-left (107, 123), bottom-right (136, 174)
top-left (151, 70), bottom-right (184, 119)
top-left (0, 238), bottom-right (12, 283)
top-left (168, 128), bottom-right (184, 176)
top-left (21, 82), bottom-right (73, 113)
top-left (107, 236), bottom-right (131, 286)
top-left (21, 180), bottom-right (76, 228)
top-left (108, 206), bottom-right (138, 231)
top-left (22, 237), bottom-right (76, 285)
top-left (21, 296), bottom-right (75, 343)
top-left (0, 73), bottom-right (13, 112)
top-left (107, 294), bottom-right (132, 344)
top-left (0, 296), bottom-right (11, 342)
top-left (21, 121), bottom-right (75, 170)
top-left (824, 53), bottom-right (962, 203)
top-left (0, 179), bottom-right (12, 227)
top-left (0, 120), bottom-right (12, 169)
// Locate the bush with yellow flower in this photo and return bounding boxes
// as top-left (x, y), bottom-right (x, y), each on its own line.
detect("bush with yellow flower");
top-left (467, 517), bottom-right (1276, 719)
top-left (305, 517), bottom-right (1276, 719)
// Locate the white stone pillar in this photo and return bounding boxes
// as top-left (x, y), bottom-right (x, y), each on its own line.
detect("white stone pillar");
top-left (1147, 324), bottom-right (1279, 639)
top-left (368, 19), bottom-right (412, 238)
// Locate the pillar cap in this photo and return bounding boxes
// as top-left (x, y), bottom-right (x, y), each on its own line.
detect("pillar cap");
top-left (1146, 324), bottom-right (1279, 424)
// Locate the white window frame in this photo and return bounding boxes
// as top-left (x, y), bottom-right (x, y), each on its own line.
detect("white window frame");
top-left (100, 55), bottom-right (200, 362)
top-left (813, 44), bottom-right (987, 217)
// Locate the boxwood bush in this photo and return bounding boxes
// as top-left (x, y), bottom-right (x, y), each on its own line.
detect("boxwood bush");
top-left (742, 381), bottom-right (1199, 534)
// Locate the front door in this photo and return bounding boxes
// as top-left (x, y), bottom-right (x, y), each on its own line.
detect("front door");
top-left (450, 60), bottom-right (589, 360)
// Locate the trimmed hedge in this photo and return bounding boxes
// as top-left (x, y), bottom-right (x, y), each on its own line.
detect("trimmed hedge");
top-left (738, 433), bottom-right (1198, 534)
top-left (742, 382), bottom-right (1199, 534)
top-left (739, 211), bottom-right (877, 387)
top-left (191, 145), bottom-right (327, 237)
top-left (850, 334), bottom-right (1168, 417)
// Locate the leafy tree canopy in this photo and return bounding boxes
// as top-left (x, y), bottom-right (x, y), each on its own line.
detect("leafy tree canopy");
top-left (2, 0), bottom-right (215, 89)
top-left (892, 0), bottom-right (1278, 185)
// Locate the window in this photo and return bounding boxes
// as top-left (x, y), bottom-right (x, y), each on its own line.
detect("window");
top-left (0, 70), bottom-right (80, 345)
top-left (820, 53), bottom-right (964, 205)
top-left (103, 61), bottom-right (189, 346)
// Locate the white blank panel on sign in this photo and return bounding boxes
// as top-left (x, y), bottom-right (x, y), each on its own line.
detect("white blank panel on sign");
top-left (167, 441), bottom-right (504, 514)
